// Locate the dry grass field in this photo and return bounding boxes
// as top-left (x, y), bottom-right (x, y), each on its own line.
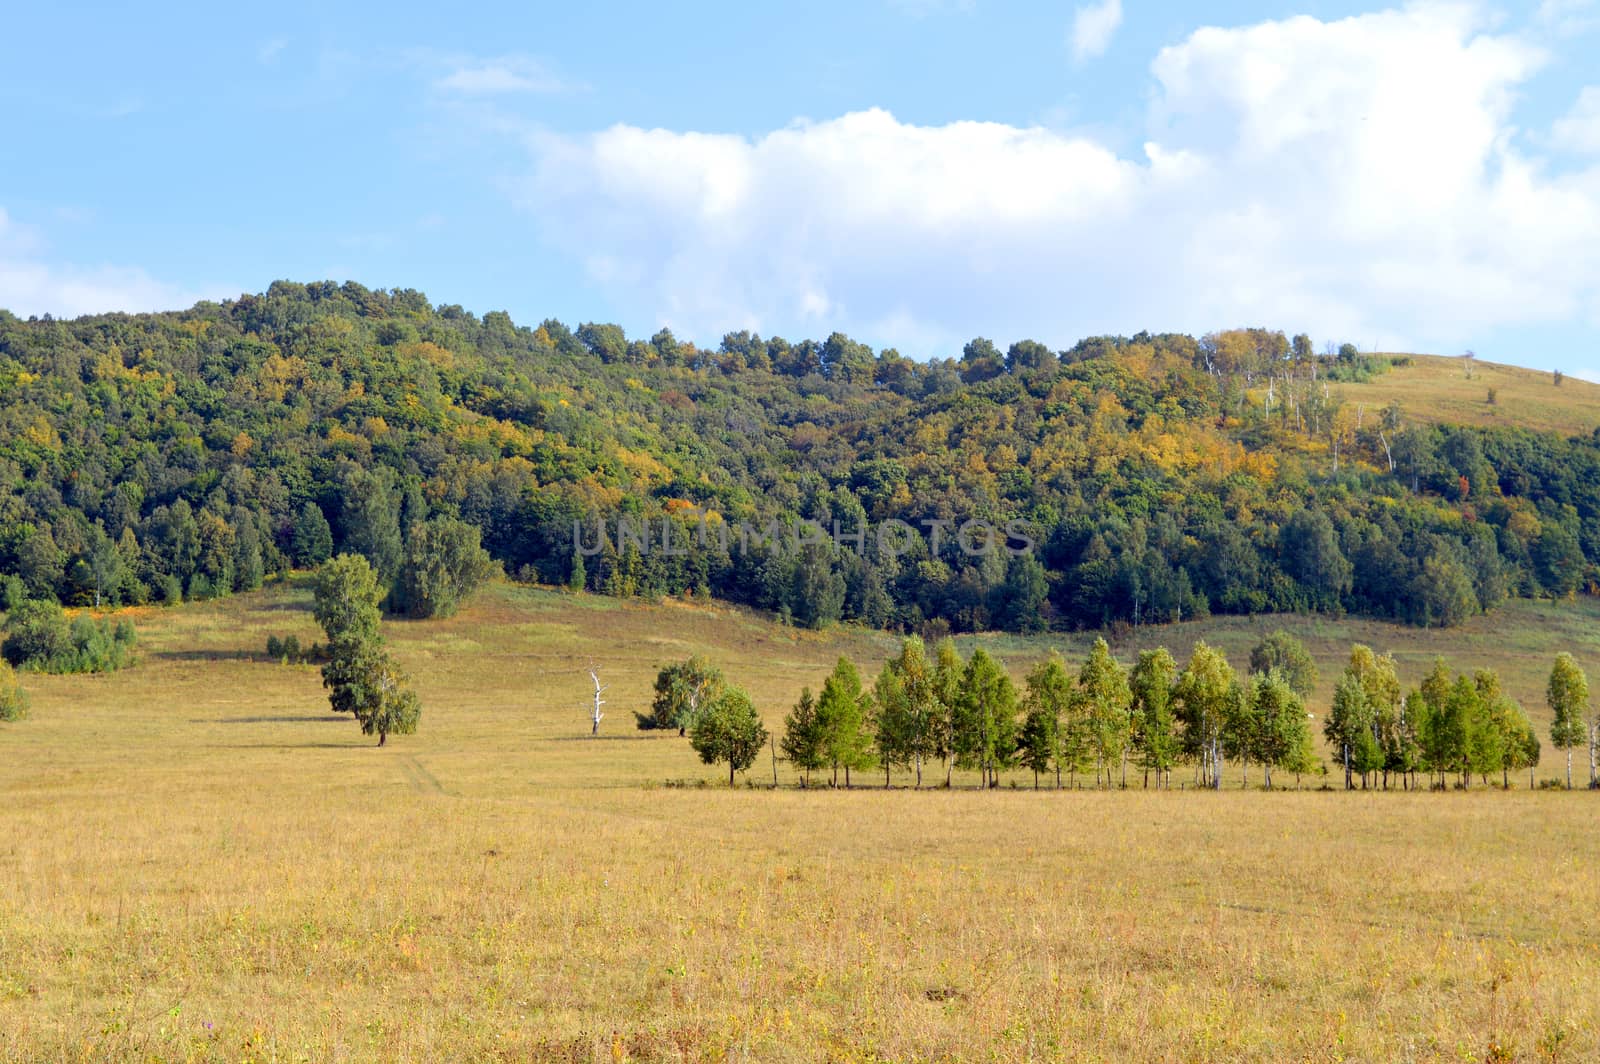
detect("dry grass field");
top-left (1336, 354), bottom-right (1600, 438)
top-left (4, 581), bottom-right (1600, 1062)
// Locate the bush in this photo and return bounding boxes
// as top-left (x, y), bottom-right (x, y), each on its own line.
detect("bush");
top-left (2, 600), bottom-right (135, 673)
top-left (266, 634), bottom-right (303, 662)
top-left (0, 660), bottom-right (28, 721)
top-left (2, 600), bottom-right (71, 668)
top-left (266, 635), bottom-right (283, 659)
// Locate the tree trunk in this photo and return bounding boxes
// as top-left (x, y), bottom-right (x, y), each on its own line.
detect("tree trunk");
top-left (729, 762), bottom-right (735, 787)
top-left (1567, 750), bottom-right (1573, 790)
top-left (378, 731), bottom-right (386, 747)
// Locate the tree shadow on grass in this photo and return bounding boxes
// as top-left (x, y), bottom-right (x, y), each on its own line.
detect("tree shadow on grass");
top-left (190, 715), bottom-right (348, 724)
top-left (203, 741), bottom-right (372, 750)
top-left (154, 650), bottom-right (266, 663)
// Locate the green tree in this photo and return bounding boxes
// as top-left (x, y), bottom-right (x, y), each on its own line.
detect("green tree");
top-left (1248, 670), bottom-right (1307, 789)
top-left (691, 686), bottom-right (769, 786)
top-left (1346, 645), bottom-right (1402, 787)
top-left (780, 687), bottom-right (825, 785)
top-left (1130, 647), bottom-right (1179, 788)
top-left (394, 516), bottom-right (497, 619)
top-left (640, 656), bottom-right (724, 735)
top-left (816, 657), bottom-right (874, 787)
top-left (931, 639), bottom-right (965, 786)
top-left (1248, 631), bottom-right (1318, 698)
top-left (312, 554), bottom-right (420, 745)
top-left (1175, 642), bottom-right (1235, 789)
top-left (1080, 637), bottom-right (1132, 787)
top-left (871, 663), bottom-right (912, 787)
top-left (312, 554), bottom-right (384, 646)
top-left (1023, 653), bottom-right (1074, 788)
top-left (340, 467), bottom-right (405, 583)
top-left (1325, 673), bottom-right (1379, 788)
top-left (1547, 653), bottom-right (1588, 789)
top-left (953, 649), bottom-right (1018, 788)
top-left (290, 502), bottom-right (334, 568)
top-left (886, 636), bottom-right (942, 788)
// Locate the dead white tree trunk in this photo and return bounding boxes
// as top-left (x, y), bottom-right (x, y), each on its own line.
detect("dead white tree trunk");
top-left (588, 666), bottom-right (607, 736)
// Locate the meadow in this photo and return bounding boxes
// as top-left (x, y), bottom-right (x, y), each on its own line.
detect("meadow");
top-left (1338, 353), bottom-right (1600, 437)
top-left (3, 581), bottom-right (1600, 1061)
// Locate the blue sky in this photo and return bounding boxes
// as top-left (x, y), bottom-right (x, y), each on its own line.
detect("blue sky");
top-left (2, 1), bottom-right (1599, 372)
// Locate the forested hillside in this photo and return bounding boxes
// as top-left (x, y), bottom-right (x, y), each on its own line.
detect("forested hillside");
top-left (1, 280), bottom-right (1596, 633)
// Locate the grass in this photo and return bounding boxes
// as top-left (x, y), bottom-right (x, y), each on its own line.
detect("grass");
top-left (4, 580), bottom-right (1600, 1061)
top-left (1336, 353), bottom-right (1600, 437)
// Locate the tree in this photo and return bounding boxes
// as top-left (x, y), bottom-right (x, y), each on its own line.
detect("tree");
top-left (1346, 645), bottom-right (1402, 787)
top-left (1249, 671), bottom-right (1306, 789)
top-left (312, 554), bottom-right (420, 745)
top-left (312, 554), bottom-right (384, 646)
top-left (953, 649), bottom-right (1018, 788)
top-left (290, 502), bottom-right (334, 568)
top-left (1548, 652), bottom-right (1589, 789)
top-left (781, 687), bottom-right (825, 785)
top-left (690, 686), bottom-right (768, 786)
top-left (871, 663), bottom-right (912, 786)
top-left (1175, 643), bottom-right (1235, 789)
top-left (931, 639), bottom-right (965, 786)
top-left (887, 636), bottom-right (942, 788)
top-left (340, 467), bottom-right (405, 583)
top-left (1130, 647), bottom-right (1179, 788)
top-left (1080, 637), bottom-right (1132, 787)
top-left (1249, 631), bottom-right (1318, 699)
top-left (394, 516), bottom-right (497, 619)
top-left (1324, 674), bottom-right (1378, 788)
top-left (0, 659), bottom-right (28, 721)
top-left (640, 656), bottom-right (724, 735)
top-left (1023, 653), bottom-right (1074, 788)
top-left (1017, 652), bottom-right (1068, 784)
top-left (816, 657), bottom-right (875, 787)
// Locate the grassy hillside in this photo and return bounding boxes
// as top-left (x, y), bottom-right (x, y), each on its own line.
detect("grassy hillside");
top-left (1338, 353), bottom-right (1600, 437)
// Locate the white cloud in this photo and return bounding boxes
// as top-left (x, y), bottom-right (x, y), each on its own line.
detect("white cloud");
top-left (434, 56), bottom-right (566, 96)
top-left (1553, 86), bottom-right (1600, 154)
top-left (509, 3), bottom-right (1600, 353)
top-left (0, 209), bottom-right (223, 319)
top-left (1070, 0), bottom-right (1123, 62)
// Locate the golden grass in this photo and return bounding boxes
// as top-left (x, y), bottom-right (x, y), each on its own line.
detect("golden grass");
top-left (3, 581), bottom-right (1600, 1061)
top-left (1336, 353), bottom-right (1600, 437)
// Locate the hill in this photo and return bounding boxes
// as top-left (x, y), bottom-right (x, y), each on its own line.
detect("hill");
top-left (3, 285), bottom-right (1599, 640)
top-left (1337, 352), bottom-right (1600, 437)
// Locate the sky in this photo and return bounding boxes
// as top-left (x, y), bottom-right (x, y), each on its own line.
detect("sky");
top-left (2, 0), bottom-right (1599, 372)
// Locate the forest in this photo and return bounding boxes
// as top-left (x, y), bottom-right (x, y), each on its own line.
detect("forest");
top-left (1, 279), bottom-right (1596, 634)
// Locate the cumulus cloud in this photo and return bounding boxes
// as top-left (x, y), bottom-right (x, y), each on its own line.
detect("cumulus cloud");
top-left (1071, 0), bottom-right (1124, 61)
top-left (0, 209), bottom-right (222, 319)
top-left (510, 3), bottom-right (1600, 352)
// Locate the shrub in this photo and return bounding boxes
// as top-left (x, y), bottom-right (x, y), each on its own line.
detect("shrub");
top-left (2, 600), bottom-right (135, 673)
top-left (0, 660), bottom-right (28, 721)
top-left (2, 600), bottom-right (72, 668)
top-left (266, 635), bottom-right (283, 659)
